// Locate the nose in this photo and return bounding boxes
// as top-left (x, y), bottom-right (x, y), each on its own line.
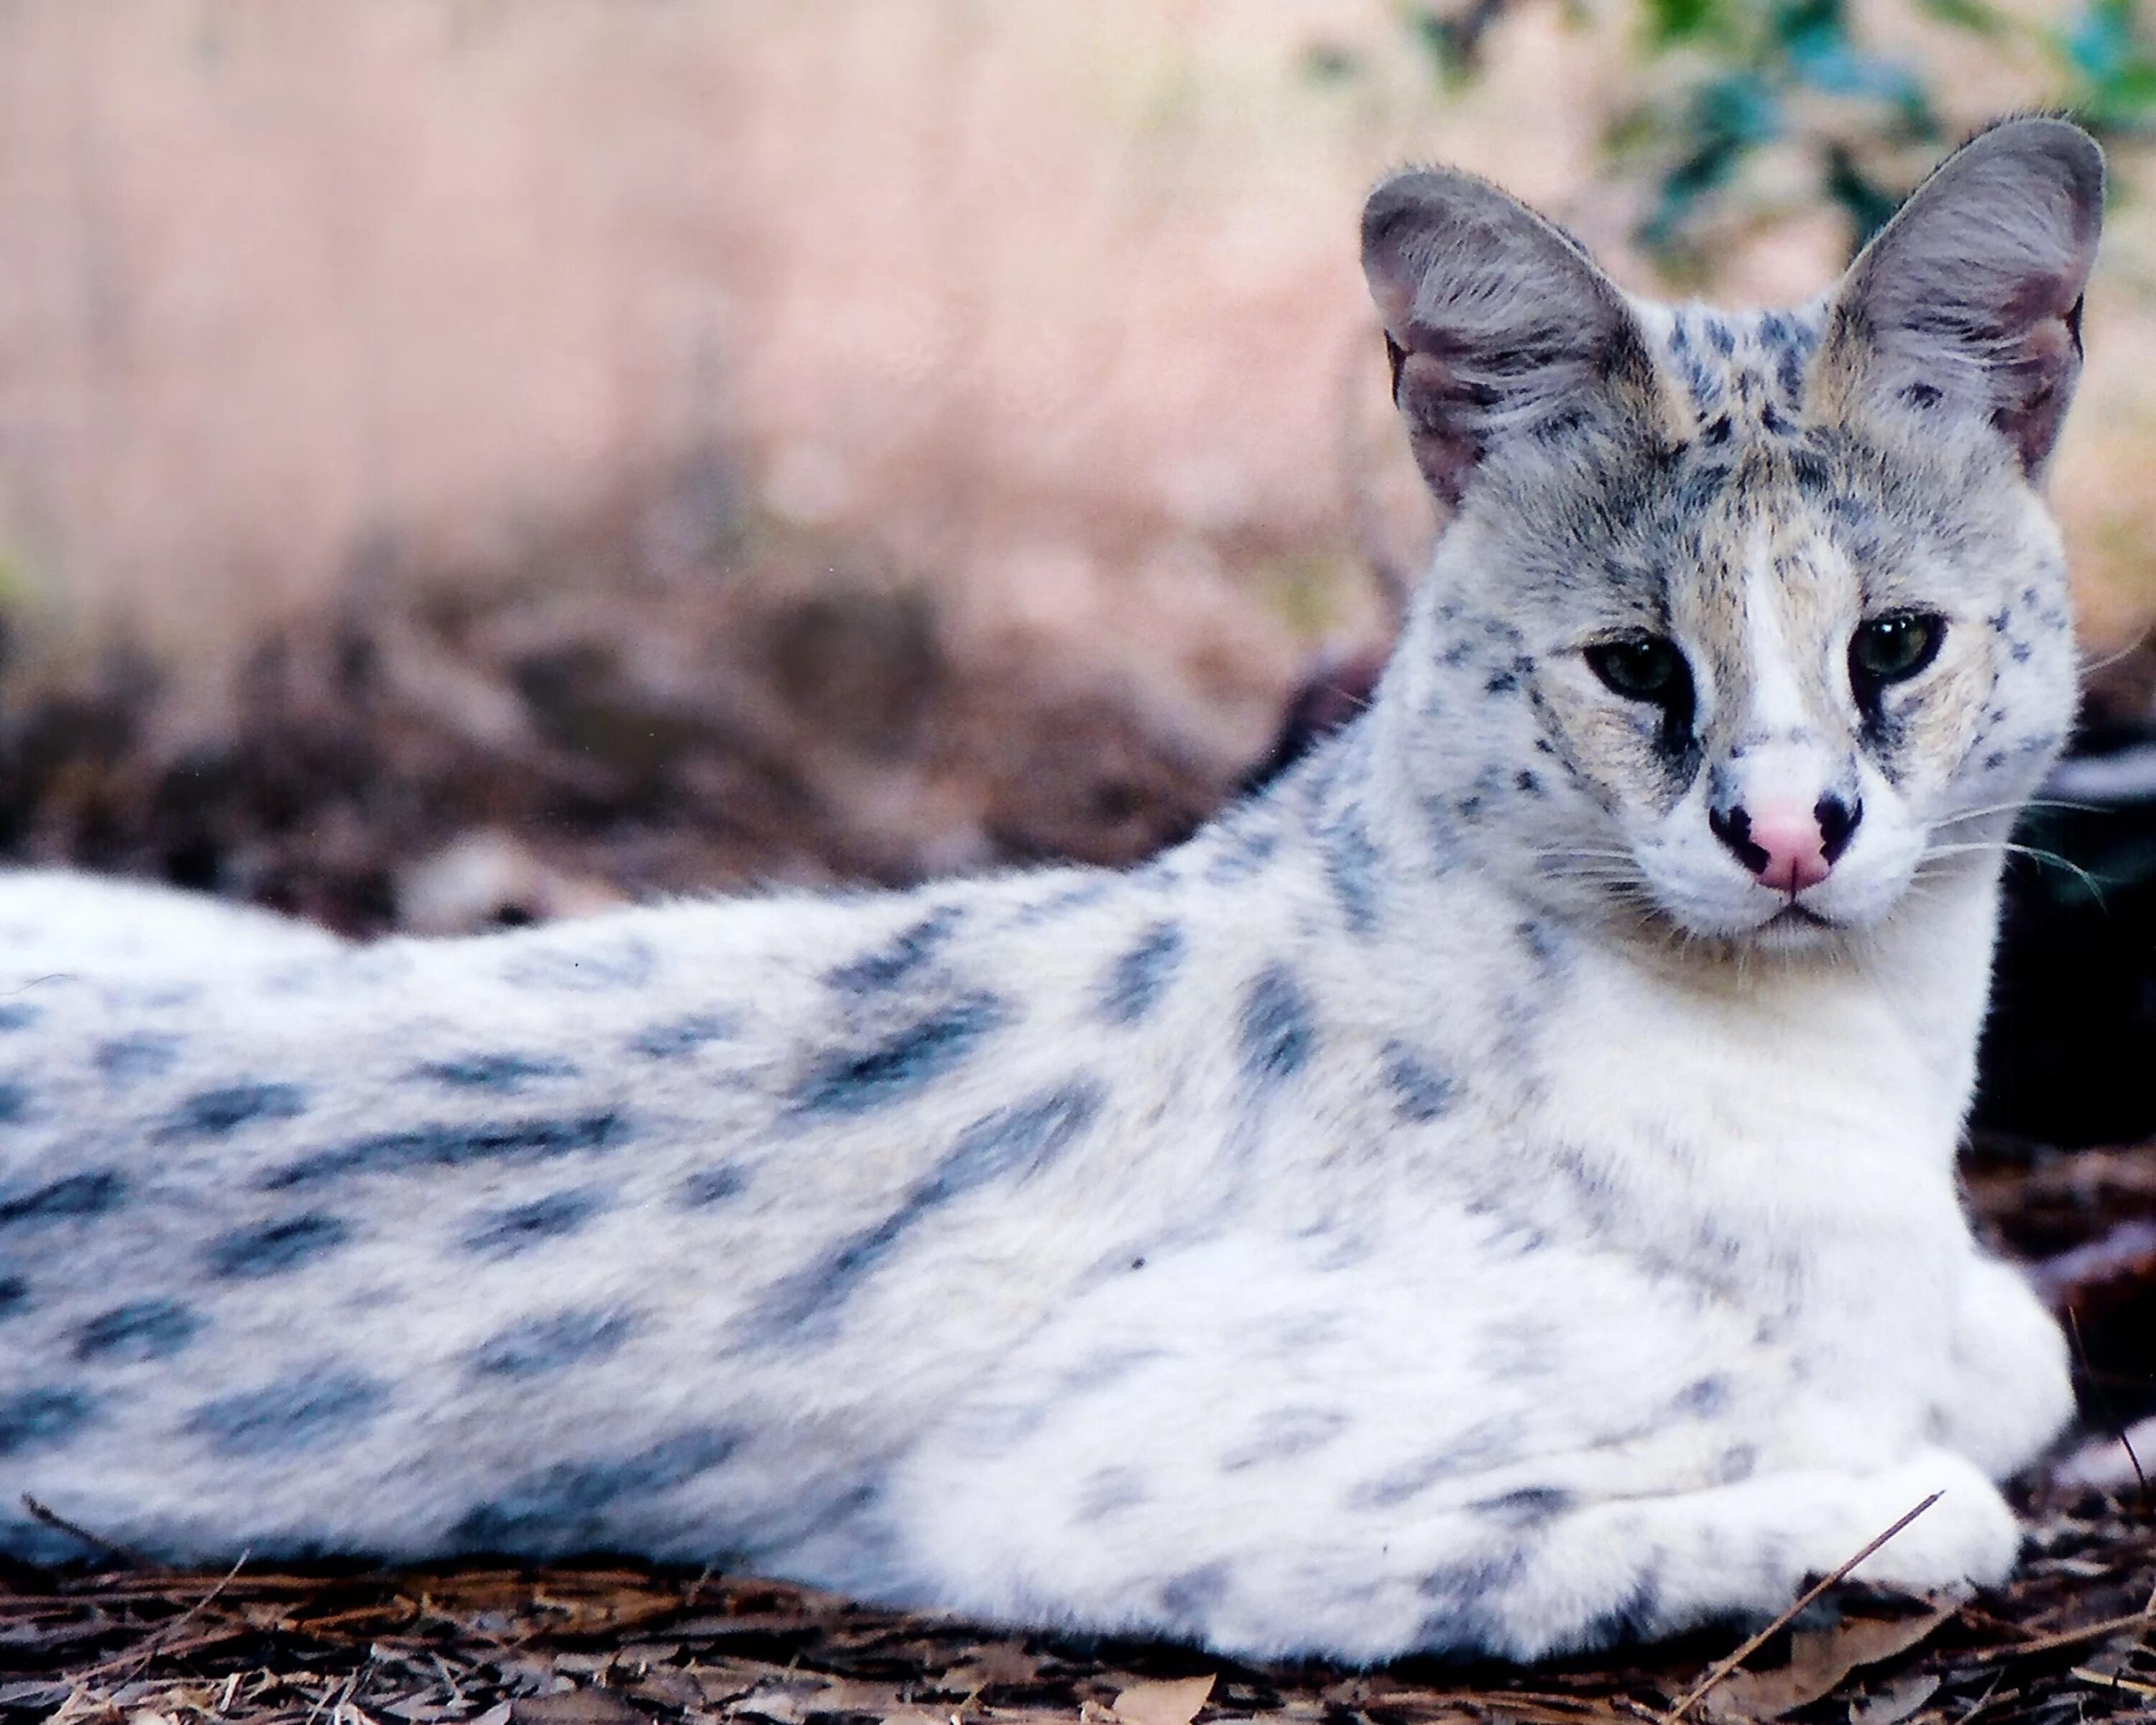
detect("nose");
top-left (1708, 794), bottom-right (1861, 894)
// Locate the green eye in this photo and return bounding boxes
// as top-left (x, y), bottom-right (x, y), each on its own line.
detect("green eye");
top-left (1585, 634), bottom-right (1688, 705)
top-left (1850, 612), bottom-right (1945, 686)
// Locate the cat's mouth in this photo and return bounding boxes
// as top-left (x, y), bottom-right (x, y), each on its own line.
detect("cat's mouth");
top-left (1764, 900), bottom-right (1843, 932)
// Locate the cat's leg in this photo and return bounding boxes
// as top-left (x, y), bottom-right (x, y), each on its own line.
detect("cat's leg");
top-left (1927, 1249), bottom-right (2074, 1478)
top-left (1464, 1448), bottom-right (2019, 1661)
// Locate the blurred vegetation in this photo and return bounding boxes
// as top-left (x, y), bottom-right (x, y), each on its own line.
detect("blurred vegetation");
top-left (1405, 0), bottom-right (2156, 267)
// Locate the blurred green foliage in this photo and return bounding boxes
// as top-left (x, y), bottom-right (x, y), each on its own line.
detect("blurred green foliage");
top-left (1401, 0), bottom-right (2156, 267)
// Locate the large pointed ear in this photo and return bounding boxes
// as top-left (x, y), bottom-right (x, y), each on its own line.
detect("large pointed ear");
top-left (1361, 168), bottom-right (1662, 507)
top-left (1814, 118), bottom-right (2104, 477)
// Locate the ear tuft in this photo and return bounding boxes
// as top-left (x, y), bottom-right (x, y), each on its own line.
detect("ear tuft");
top-left (1361, 169), bottom-right (1657, 506)
top-left (1820, 117), bottom-right (2104, 476)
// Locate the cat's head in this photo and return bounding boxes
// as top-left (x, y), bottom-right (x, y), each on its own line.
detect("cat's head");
top-left (1363, 119), bottom-right (2102, 948)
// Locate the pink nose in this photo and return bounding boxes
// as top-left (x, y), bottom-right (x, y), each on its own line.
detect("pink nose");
top-left (1708, 795), bottom-right (1860, 895)
top-left (1743, 809), bottom-right (1831, 893)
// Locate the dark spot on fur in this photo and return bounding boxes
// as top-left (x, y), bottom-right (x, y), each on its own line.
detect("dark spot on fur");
top-left (207, 1213), bottom-right (353, 1279)
top-left (1472, 1485), bottom-right (1575, 1527)
top-left (266, 1112), bottom-right (627, 1187)
top-left (1206, 814), bottom-right (1281, 885)
top-left (448, 1427), bottom-right (740, 1554)
top-left (1077, 1466), bottom-right (1150, 1518)
top-left (0, 1082), bottom-right (32, 1124)
top-left (0, 1003), bottom-right (40, 1032)
top-left (792, 993), bottom-right (1006, 1116)
top-left (464, 1188), bottom-right (607, 1258)
top-left (631, 1014), bottom-right (734, 1058)
top-left (1098, 921), bottom-right (1186, 1026)
top-left (0, 1389), bottom-right (96, 1456)
top-left (1383, 1042), bottom-right (1455, 1123)
top-left (1483, 670), bottom-right (1518, 695)
top-left (160, 1082), bottom-right (308, 1139)
top-left (0, 1171), bottom-right (123, 1228)
top-left (73, 1298), bottom-right (202, 1363)
top-left (826, 907), bottom-right (963, 993)
top-left (1239, 965), bottom-right (1315, 1087)
top-left (469, 1307), bottom-right (639, 1377)
top-left (1158, 1563), bottom-right (1232, 1628)
top-left (1221, 1406), bottom-right (1350, 1472)
top-left (1902, 382), bottom-right (1943, 408)
top-left (1673, 1374), bottom-right (1733, 1417)
top-left (422, 1054), bottom-right (574, 1091)
top-left (678, 1164), bottom-right (747, 1207)
top-left (1319, 813), bottom-right (1382, 937)
top-left (188, 1368), bottom-right (387, 1456)
top-left (95, 1034), bottom-right (182, 1082)
top-left (0, 1276), bottom-right (26, 1320)
top-left (758, 1080), bottom-right (1102, 1333)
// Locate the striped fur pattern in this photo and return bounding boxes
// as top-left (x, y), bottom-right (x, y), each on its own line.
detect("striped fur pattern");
top-left (0, 121), bottom-right (2104, 1662)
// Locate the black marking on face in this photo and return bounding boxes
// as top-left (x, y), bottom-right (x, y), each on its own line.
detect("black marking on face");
top-left (1383, 1042), bottom-right (1455, 1123)
top-left (758, 1080), bottom-right (1103, 1334)
top-left (160, 1082), bottom-right (308, 1140)
top-left (187, 1368), bottom-right (388, 1456)
top-left (265, 1112), bottom-right (627, 1187)
top-left (631, 1014), bottom-right (734, 1059)
top-left (826, 906), bottom-right (963, 993)
top-left (1240, 965), bottom-right (1316, 1087)
top-left (0, 1388), bottom-right (96, 1456)
top-left (0, 1171), bottom-right (124, 1228)
top-left (448, 1426), bottom-right (741, 1553)
top-left (95, 1034), bottom-right (182, 1082)
top-left (1098, 920), bottom-right (1186, 1026)
top-left (791, 993), bottom-right (1007, 1117)
top-left (678, 1164), bottom-right (748, 1208)
top-left (206, 1213), bottom-right (354, 1279)
top-left (469, 1307), bottom-right (639, 1377)
top-left (463, 1187), bottom-right (607, 1259)
top-left (1220, 1406), bottom-right (1350, 1472)
top-left (73, 1298), bottom-right (203, 1363)
top-left (423, 1054), bottom-right (576, 1091)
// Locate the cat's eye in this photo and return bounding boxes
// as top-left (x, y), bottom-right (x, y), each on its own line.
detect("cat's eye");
top-left (1584, 634), bottom-right (1689, 706)
top-left (1849, 612), bottom-right (1945, 686)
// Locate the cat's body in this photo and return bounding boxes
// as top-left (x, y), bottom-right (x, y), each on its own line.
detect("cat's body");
top-left (0, 120), bottom-right (2104, 1662)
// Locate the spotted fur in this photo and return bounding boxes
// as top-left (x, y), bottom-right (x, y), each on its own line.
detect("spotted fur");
top-left (0, 121), bottom-right (2102, 1662)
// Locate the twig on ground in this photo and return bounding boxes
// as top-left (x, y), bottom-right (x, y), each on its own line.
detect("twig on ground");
top-left (18, 1494), bottom-right (154, 1570)
top-left (1659, 1491), bottom-right (1941, 1724)
top-left (79, 1547), bottom-right (251, 1680)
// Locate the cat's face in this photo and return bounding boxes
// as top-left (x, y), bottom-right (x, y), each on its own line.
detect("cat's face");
top-left (1364, 120), bottom-right (2101, 949)
top-left (1452, 346), bottom-right (2079, 944)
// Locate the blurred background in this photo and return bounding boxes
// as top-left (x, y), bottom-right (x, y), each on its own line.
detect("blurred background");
top-left (4, 0), bottom-right (2156, 937)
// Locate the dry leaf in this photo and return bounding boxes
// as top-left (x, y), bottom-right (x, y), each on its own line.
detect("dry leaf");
top-left (1703, 1601), bottom-right (1954, 1721)
top-left (510, 1690), bottom-right (645, 1725)
top-left (1110, 1673), bottom-right (1215, 1725)
top-left (1848, 1673), bottom-right (1941, 1725)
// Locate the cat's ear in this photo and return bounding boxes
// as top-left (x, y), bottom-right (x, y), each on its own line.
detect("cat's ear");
top-left (1362, 168), bottom-right (1660, 507)
top-left (1814, 118), bottom-right (2104, 477)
